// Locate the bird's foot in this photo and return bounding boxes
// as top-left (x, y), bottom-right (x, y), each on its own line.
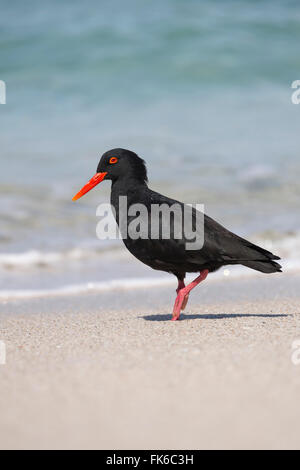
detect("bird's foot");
top-left (171, 289), bottom-right (188, 320)
top-left (171, 270), bottom-right (209, 321)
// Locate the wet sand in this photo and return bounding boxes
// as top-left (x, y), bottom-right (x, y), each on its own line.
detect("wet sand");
top-left (0, 272), bottom-right (300, 450)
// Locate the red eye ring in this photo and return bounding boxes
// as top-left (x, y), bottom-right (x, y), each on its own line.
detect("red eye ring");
top-left (109, 157), bottom-right (118, 164)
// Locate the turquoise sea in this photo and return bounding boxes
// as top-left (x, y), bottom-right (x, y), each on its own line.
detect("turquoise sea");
top-left (0, 0), bottom-right (300, 294)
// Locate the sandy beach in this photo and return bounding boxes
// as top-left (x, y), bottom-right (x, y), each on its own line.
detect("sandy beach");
top-left (1, 271), bottom-right (300, 450)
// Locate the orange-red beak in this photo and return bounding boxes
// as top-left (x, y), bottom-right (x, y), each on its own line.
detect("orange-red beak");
top-left (72, 172), bottom-right (107, 201)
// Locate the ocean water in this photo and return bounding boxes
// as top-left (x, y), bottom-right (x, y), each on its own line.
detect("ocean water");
top-left (1, 0), bottom-right (300, 297)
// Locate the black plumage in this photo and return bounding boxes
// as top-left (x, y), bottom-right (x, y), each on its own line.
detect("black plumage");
top-left (73, 148), bottom-right (282, 320)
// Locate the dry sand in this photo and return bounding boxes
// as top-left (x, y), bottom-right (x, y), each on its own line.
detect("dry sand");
top-left (0, 272), bottom-right (300, 450)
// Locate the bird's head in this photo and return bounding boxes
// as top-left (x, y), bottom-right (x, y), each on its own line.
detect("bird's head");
top-left (72, 148), bottom-right (148, 201)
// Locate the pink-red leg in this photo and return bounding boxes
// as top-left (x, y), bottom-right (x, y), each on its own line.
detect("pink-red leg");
top-left (181, 292), bottom-right (189, 310)
top-left (176, 280), bottom-right (190, 311)
top-left (173, 279), bottom-right (185, 314)
top-left (171, 270), bottom-right (209, 321)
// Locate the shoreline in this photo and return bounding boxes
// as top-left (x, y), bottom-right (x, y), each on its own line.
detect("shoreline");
top-left (0, 261), bottom-right (299, 302)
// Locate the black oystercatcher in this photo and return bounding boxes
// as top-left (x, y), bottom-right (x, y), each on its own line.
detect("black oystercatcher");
top-left (72, 148), bottom-right (282, 320)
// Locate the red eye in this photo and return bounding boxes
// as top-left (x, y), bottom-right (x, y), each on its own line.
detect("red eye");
top-left (109, 157), bottom-right (118, 164)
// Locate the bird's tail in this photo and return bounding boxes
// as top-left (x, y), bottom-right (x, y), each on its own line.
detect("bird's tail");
top-left (242, 259), bottom-right (282, 273)
top-left (240, 240), bottom-right (282, 273)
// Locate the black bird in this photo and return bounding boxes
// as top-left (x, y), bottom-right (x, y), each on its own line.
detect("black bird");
top-left (73, 148), bottom-right (282, 320)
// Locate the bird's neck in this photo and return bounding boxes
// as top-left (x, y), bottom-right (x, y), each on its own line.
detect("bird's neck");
top-left (110, 177), bottom-right (148, 224)
top-left (111, 176), bottom-right (148, 199)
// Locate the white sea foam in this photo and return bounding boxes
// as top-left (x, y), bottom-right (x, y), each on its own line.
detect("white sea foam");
top-left (0, 256), bottom-right (298, 301)
top-left (0, 232), bottom-right (299, 300)
top-left (0, 231), bottom-right (299, 269)
top-left (0, 277), bottom-right (174, 300)
top-left (0, 246), bottom-right (120, 268)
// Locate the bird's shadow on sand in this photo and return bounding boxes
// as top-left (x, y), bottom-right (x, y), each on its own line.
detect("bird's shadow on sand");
top-left (141, 313), bottom-right (289, 322)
